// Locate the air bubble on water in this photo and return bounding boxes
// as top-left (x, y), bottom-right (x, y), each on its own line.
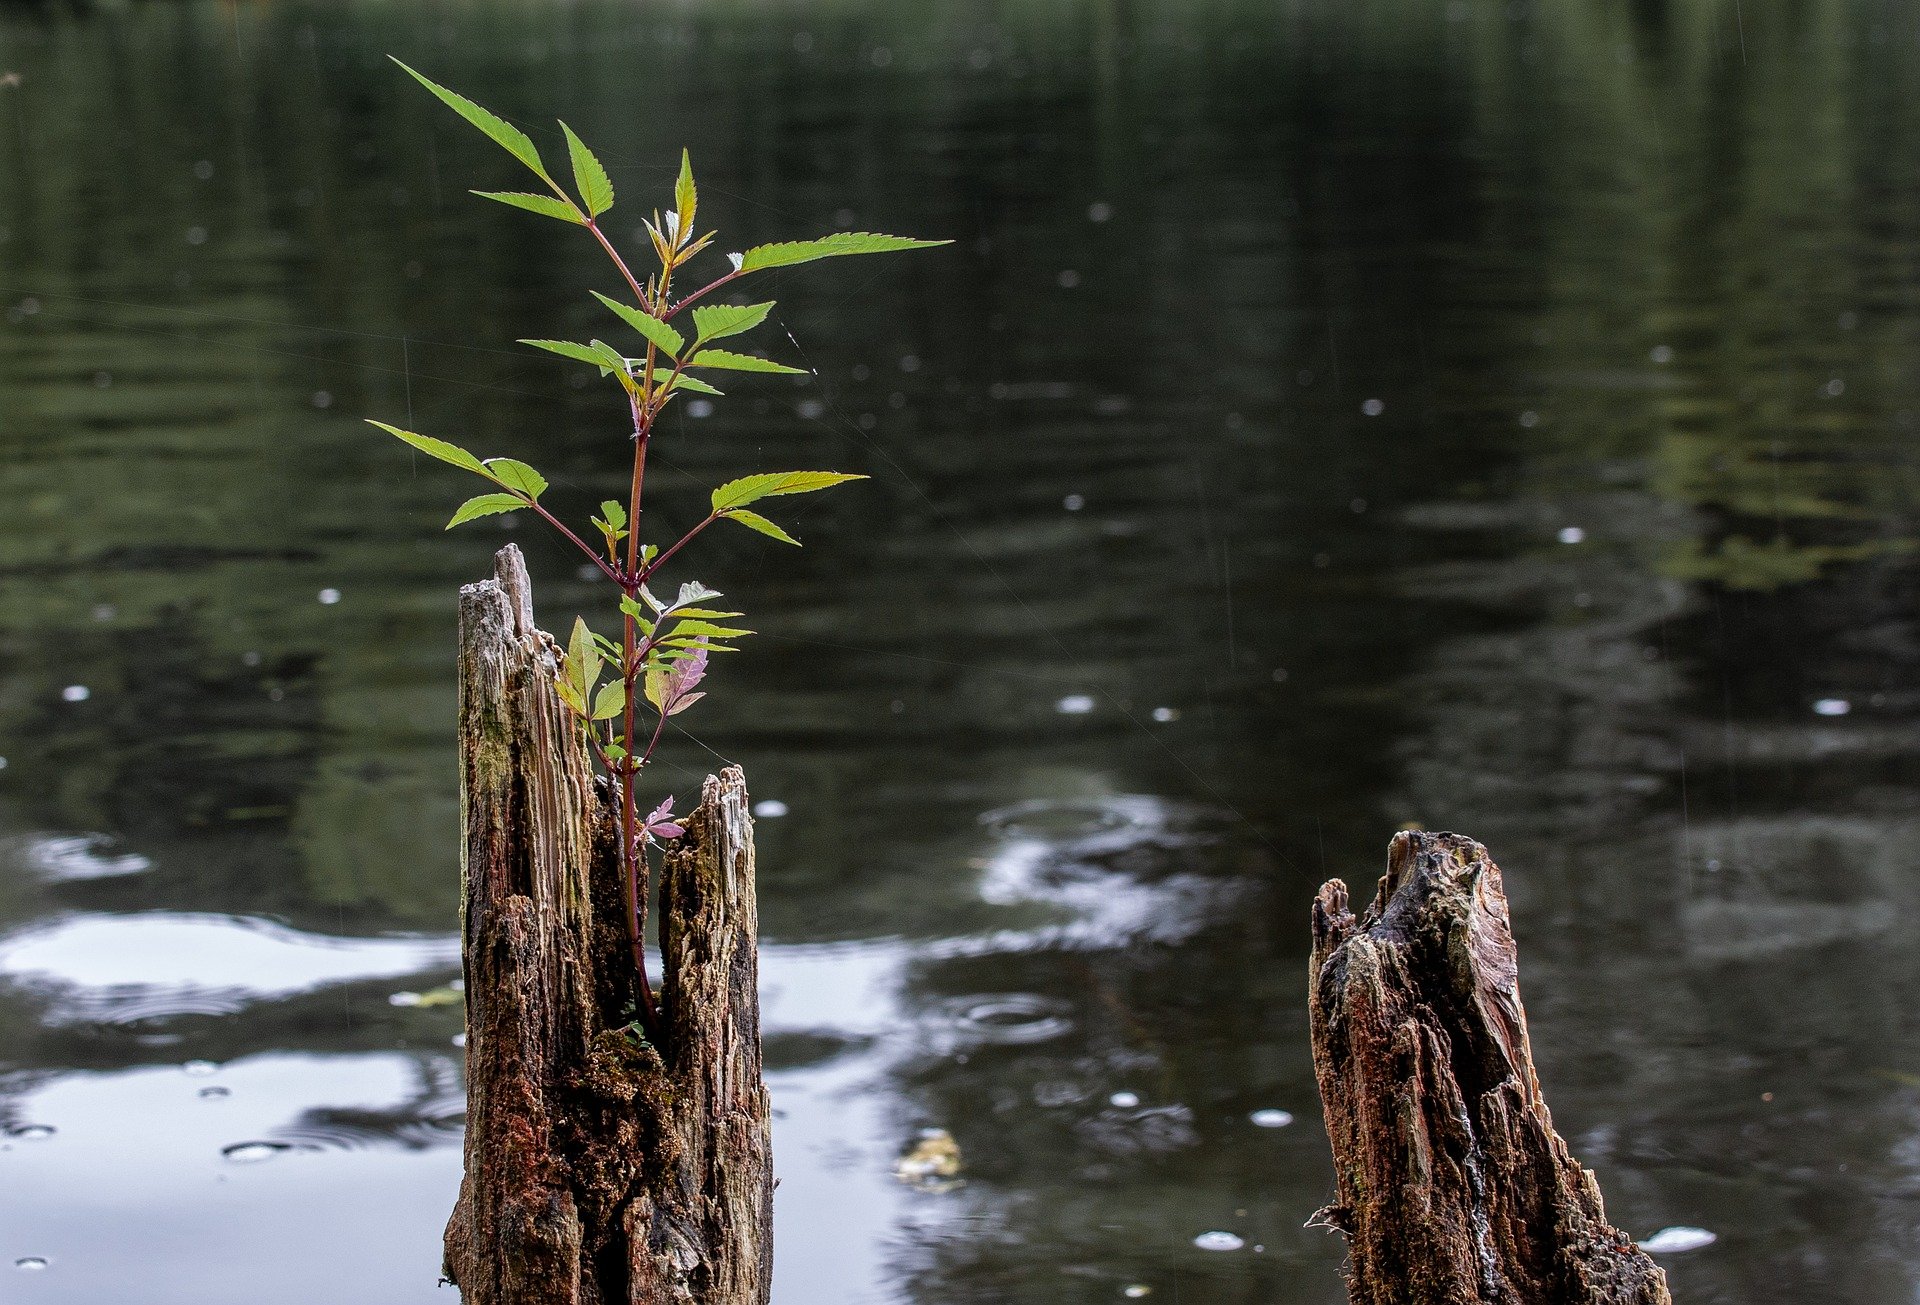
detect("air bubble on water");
top-left (753, 799), bottom-right (789, 819)
top-left (193, 159), bottom-right (215, 180)
top-left (1649, 344), bottom-right (1673, 364)
top-left (687, 399), bottom-right (715, 418)
top-left (1088, 201), bottom-right (1113, 223)
top-left (222, 1141), bottom-right (293, 1164)
top-left (869, 46), bottom-right (893, 67)
top-left (94, 371), bottom-right (112, 388)
top-left (389, 991), bottom-right (423, 1008)
top-left (318, 588), bottom-right (341, 605)
top-left (1361, 398), bottom-right (1384, 416)
top-left (796, 399), bottom-right (825, 420)
top-left (899, 354), bottom-right (921, 372)
top-left (93, 604), bottom-right (116, 622)
top-left (8, 1124), bottom-right (55, 1141)
top-left (1824, 378), bottom-right (1844, 398)
top-left (1055, 695), bottom-right (1095, 715)
top-left (1250, 1108), bottom-right (1294, 1128)
top-left (1193, 1231), bottom-right (1244, 1252)
top-left (1350, 498), bottom-right (1367, 514)
top-left (1640, 1226), bottom-right (1716, 1255)
top-left (1122, 1288), bottom-right (1151, 1299)
top-left (311, 391), bottom-right (333, 409)
top-left (199, 1086), bottom-right (231, 1100)
top-left (14, 1257), bottom-right (48, 1272)
top-left (186, 226), bottom-right (208, 245)
top-left (1839, 311), bottom-right (1859, 330)
top-left (792, 31), bottom-right (814, 53)
top-left (1151, 707), bottom-right (1178, 723)
top-left (1058, 270), bottom-right (1081, 288)
top-left (1109, 1091), bottom-right (1140, 1109)
top-left (1271, 668), bottom-right (1289, 683)
top-left (1813, 698), bottom-right (1851, 716)
top-left (1558, 526), bottom-right (1585, 544)
top-left (968, 48), bottom-right (994, 70)
top-left (0, 757), bottom-right (9, 770)
top-left (578, 565), bottom-right (603, 582)
top-left (182, 1060), bottom-right (218, 1076)
top-left (1519, 410), bottom-right (1540, 428)
top-left (452, 1033), bottom-right (467, 1048)
top-left (1063, 493), bottom-right (1086, 511)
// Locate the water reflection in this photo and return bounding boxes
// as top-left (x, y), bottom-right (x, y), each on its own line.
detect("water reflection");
top-left (2, 0), bottom-right (1919, 1303)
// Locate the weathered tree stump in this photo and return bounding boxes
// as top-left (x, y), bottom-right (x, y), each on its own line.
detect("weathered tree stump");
top-left (1308, 831), bottom-right (1670, 1305)
top-left (444, 544), bottom-right (772, 1305)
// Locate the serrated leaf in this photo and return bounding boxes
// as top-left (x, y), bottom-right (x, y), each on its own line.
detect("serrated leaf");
top-left (668, 608), bottom-right (744, 620)
top-left (688, 349), bottom-right (808, 375)
top-left (599, 499), bottom-right (627, 530)
top-left (724, 508), bottom-right (801, 546)
top-left (520, 338), bottom-right (609, 367)
top-left (736, 231), bottom-right (950, 274)
top-left (585, 338), bottom-right (633, 378)
top-left (446, 493), bottom-right (527, 528)
top-left (591, 291), bottom-right (683, 359)
top-left (667, 620), bottom-right (754, 639)
top-left (392, 59), bottom-right (555, 185)
top-left (643, 665), bottom-right (668, 710)
top-left (640, 367), bottom-right (723, 397)
top-left (560, 121), bottom-right (614, 217)
top-left (555, 679), bottom-right (588, 716)
top-left (691, 301), bottom-right (775, 344)
top-left (674, 581), bottom-right (722, 607)
top-left (568, 617), bottom-right (600, 697)
top-left (483, 458), bottom-right (548, 501)
top-left (710, 470), bottom-right (867, 511)
top-left (472, 191), bottom-right (582, 224)
top-left (666, 690), bottom-right (705, 716)
top-left (674, 149), bottom-right (697, 242)
top-left (590, 680), bottom-right (625, 721)
top-left (369, 421), bottom-right (487, 474)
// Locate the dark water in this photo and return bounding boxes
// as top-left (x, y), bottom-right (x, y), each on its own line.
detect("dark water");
top-left (3, 1), bottom-right (1919, 1300)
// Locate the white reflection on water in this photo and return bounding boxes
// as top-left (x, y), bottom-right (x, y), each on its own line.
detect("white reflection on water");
top-left (3, 832), bottom-right (153, 882)
top-left (0, 1055), bottom-right (458, 1304)
top-left (0, 913), bottom-right (459, 1022)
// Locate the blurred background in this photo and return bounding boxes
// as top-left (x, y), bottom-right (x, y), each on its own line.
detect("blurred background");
top-left (3, 1), bottom-right (1919, 1301)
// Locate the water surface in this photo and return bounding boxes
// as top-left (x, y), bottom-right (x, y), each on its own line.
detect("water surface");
top-left (3, 2), bottom-right (1919, 1302)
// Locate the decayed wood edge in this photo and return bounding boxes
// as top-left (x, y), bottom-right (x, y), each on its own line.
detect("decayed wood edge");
top-left (445, 544), bottom-right (772, 1305)
top-left (1308, 831), bottom-right (1671, 1305)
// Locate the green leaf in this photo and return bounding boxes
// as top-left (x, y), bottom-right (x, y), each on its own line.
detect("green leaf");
top-left (591, 291), bottom-right (683, 359)
top-left (568, 617), bottom-right (600, 697)
top-left (484, 458), bottom-right (548, 501)
top-left (590, 680), bottom-right (625, 721)
top-left (668, 607), bottom-right (744, 620)
top-left (674, 149), bottom-right (697, 241)
top-left (640, 367), bottom-right (723, 397)
top-left (446, 493), bottom-right (527, 528)
top-left (642, 665), bottom-right (667, 711)
top-left (736, 231), bottom-right (950, 274)
top-left (585, 339), bottom-right (634, 378)
top-left (599, 499), bottom-right (628, 530)
top-left (691, 301), bottom-right (775, 344)
top-left (472, 191), bottom-right (583, 224)
top-left (689, 349), bottom-right (807, 375)
top-left (368, 421), bottom-right (487, 474)
top-left (710, 470), bottom-right (867, 512)
top-left (392, 59), bottom-right (555, 185)
top-left (666, 620), bottom-right (754, 639)
top-left (723, 508), bottom-right (801, 546)
top-left (520, 339), bottom-right (609, 367)
top-left (555, 679), bottom-right (588, 716)
top-left (560, 122), bottom-right (614, 217)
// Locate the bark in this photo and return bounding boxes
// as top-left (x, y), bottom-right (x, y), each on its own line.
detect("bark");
top-left (1308, 831), bottom-right (1670, 1305)
top-left (444, 544), bottom-right (772, 1305)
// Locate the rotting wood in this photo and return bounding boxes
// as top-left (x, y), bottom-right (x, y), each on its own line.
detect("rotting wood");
top-left (444, 544), bottom-right (772, 1305)
top-left (1308, 830), bottom-right (1670, 1305)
